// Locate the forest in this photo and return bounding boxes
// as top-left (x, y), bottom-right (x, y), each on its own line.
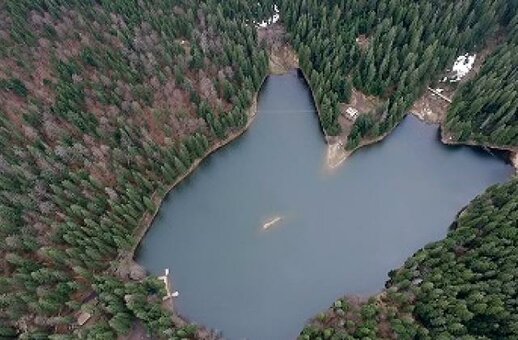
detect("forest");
top-left (289, 2), bottom-right (517, 336)
top-left (277, 0), bottom-right (516, 149)
top-left (445, 17), bottom-right (518, 148)
top-left (0, 0), bottom-right (269, 337)
top-left (0, 0), bottom-right (516, 338)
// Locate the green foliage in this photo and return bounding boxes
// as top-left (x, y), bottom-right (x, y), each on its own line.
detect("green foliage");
top-left (0, 0), bottom-right (516, 338)
top-left (446, 13), bottom-right (518, 147)
top-left (0, 0), bottom-right (268, 337)
top-left (279, 0), bottom-right (513, 141)
top-left (0, 78), bottom-right (28, 97)
top-left (92, 275), bottom-right (187, 338)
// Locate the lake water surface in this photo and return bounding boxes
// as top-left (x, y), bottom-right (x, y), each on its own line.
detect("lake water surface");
top-left (137, 71), bottom-right (513, 339)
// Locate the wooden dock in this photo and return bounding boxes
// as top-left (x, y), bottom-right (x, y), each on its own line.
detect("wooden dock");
top-left (158, 268), bottom-right (179, 304)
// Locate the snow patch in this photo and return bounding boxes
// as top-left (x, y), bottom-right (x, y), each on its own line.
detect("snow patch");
top-left (254, 4), bottom-right (280, 28)
top-left (449, 54), bottom-right (476, 82)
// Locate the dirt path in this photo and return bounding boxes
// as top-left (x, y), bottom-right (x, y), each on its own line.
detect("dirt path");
top-left (258, 24), bottom-right (299, 74)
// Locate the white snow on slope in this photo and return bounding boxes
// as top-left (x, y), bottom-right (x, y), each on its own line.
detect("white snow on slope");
top-left (450, 54), bottom-right (476, 82)
top-left (255, 4), bottom-right (280, 28)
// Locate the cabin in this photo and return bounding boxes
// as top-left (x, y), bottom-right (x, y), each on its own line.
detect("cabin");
top-left (76, 311), bottom-right (92, 326)
top-left (345, 107), bottom-right (359, 120)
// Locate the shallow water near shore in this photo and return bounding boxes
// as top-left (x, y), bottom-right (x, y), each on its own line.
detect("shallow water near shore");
top-left (136, 70), bottom-right (513, 339)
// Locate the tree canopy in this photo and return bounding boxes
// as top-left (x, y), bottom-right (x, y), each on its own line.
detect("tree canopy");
top-left (0, 0), bottom-right (516, 338)
top-left (445, 15), bottom-right (518, 147)
top-left (0, 0), bottom-right (268, 337)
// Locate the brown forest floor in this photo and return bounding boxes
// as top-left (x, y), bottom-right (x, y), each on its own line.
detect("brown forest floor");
top-left (411, 33), bottom-right (506, 125)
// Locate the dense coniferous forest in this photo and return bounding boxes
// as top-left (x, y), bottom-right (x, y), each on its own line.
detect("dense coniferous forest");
top-left (292, 2), bottom-right (518, 337)
top-left (278, 0), bottom-right (515, 148)
top-left (0, 0), bottom-right (269, 337)
top-left (0, 0), bottom-right (516, 338)
top-left (445, 17), bottom-right (518, 147)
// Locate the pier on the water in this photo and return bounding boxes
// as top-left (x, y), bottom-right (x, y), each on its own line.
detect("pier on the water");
top-left (158, 268), bottom-right (179, 303)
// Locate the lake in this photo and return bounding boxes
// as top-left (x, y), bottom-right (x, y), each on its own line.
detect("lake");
top-left (136, 70), bottom-right (513, 339)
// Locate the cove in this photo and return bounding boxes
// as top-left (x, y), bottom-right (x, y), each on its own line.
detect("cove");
top-left (136, 70), bottom-right (513, 339)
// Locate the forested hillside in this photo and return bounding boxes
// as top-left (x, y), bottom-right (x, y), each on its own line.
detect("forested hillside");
top-left (280, 2), bottom-right (517, 338)
top-left (0, 0), bottom-right (269, 337)
top-left (277, 0), bottom-right (513, 149)
top-left (445, 14), bottom-right (518, 148)
top-left (300, 179), bottom-right (518, 339)
top-left (296, 4), bottom-right (518, 333)
top-left (0, 0), bottom-right (517, 338)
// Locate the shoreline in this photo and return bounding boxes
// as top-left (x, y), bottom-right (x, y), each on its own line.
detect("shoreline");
top-left (326, 118), bottom-right (405, 170)
top-left (325, 110), bottom-right (518, 172)
top-left (118, 83), bottom-right (264, 337)
top-left (126, 47), bottom-right (299, 267)
top-left (440, 128), bottom-right (518, 169)
top-left (127, 70), bottom-right (516, 264)
top-left (295, 68), bottom-right (332, 144)
top-left (121, 46), bottom-right (516, 335)
top-left (412, 111), bottom-right (518, 172)
top-left (126, 87), bottom-right (261, 265)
